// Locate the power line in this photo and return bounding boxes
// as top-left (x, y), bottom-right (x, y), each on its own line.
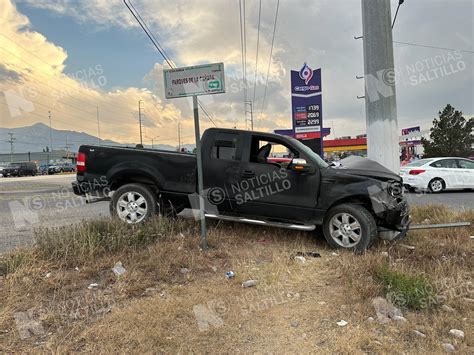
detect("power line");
top-left (239, 0), bottom-right (247, 127)
top-left (259, 0), bottom-right (280, 124)
top-left (0, 34), bottom-right (136, 115)
top-left (393, 40), bottom-right (474, 54)
top-left (0, 101), bottom-right (133, 141)
top-left (1, 49), bottom-right (137, 124)
top-left (252, 0), bottom-right (262, 106)
top-left (123, 0), bottom-right (217, 127)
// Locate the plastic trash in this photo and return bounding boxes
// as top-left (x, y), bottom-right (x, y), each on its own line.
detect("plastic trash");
top-left (112, 261), bottom-right (126, 277)
top-left (242, 280), bottom-right (258, 288)
top-left (336, 320), bottom-right (348, 327)
top-left (226, 271), bottom-right (234, 279)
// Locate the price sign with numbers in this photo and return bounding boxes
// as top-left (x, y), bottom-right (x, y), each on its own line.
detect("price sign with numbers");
top-left (291, 67), bottom-right (323, 139)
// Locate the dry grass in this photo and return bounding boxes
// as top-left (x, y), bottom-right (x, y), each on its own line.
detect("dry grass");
top-left (0, 205), bottom-right (472, 353)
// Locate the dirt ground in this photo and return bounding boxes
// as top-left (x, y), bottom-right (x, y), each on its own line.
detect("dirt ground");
top-left (0, 205), bottom-right (472, 353)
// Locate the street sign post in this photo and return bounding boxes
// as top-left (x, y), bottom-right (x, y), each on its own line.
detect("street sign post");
top-left (164, 63), bottom-right (225, 250)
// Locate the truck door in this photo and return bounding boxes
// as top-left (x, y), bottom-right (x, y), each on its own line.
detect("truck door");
top-left (233, 133), bottom-right (320, 222)
top-left (201, 131), bottom-right (245, 215)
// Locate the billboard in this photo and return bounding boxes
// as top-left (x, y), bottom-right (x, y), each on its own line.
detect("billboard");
top-left (291, 63), bottom-right (322, 140)
top-left (401, 126), bottom-right (421, 136)
top-left (163, 63), bottom-right (225, 99)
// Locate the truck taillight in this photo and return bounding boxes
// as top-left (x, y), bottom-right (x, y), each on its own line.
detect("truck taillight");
top-left (77, 152), bottom-right (86, 173)
top-left (409, 169), bottom-right (425, 175)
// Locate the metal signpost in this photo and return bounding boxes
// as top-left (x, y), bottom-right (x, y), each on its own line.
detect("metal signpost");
top-left (164, 63), bottom-right (225, 249)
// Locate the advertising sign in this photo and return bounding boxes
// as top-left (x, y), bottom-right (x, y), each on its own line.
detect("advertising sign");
top-left (291, 63), bottom-right (322, 140)
top-left (401, 126), bottom-right (421, 136)
top-left (163, 63), bottom-right (225, 99)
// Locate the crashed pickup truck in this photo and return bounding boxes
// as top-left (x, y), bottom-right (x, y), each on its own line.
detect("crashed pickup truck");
top-left (72, 128), bottom-right (409, 252)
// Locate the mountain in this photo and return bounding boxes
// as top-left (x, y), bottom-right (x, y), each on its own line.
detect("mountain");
top-left (0, 123), bottom-right (177, 153)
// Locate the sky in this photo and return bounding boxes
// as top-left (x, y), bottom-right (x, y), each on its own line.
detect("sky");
top-left (0, 0), bottom-right (472, 149)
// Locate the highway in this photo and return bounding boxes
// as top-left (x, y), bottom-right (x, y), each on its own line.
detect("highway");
top-left (0, 174), bottom-right (472, 254)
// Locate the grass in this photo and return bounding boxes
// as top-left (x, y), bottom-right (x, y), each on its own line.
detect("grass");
top-left (0, 204), bottom-right (472, 352)
top-left (375, 263), bottom-right (435, 310)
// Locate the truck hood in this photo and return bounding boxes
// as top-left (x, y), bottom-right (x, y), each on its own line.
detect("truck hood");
top-left (332, 156), bottom-right (401, 182)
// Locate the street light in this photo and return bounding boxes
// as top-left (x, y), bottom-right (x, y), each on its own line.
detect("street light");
top-left (146, 135), bottom-right (160, 149)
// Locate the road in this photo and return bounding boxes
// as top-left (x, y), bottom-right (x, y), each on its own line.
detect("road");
top-left (0, 175), bottom-right (472, 254)
top-left (0, 174), bottom-right (108, 253)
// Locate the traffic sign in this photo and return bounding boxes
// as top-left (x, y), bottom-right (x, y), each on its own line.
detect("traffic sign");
top-left (163, 63), bottom-right (225, 99)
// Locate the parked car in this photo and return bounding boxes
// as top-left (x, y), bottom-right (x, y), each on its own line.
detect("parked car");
top-left (1, 162), bottom-right (38, 177)
top-left (58, 163), bottom-right (76, 173)
top-left (400, 157), bottom-right (474, 192)
top-left (0, 163), bottom-right (9, 177)
top-left (73, 128), bottom-right (410, 252)
top-left (38, 164), bottom-right (49, 175)
top-left (47, 165), bottom-right (62, 175)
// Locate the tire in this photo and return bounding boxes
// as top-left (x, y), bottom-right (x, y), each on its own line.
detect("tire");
top-left (428, 178), bottom-right (445, 193)
top-left (322, 203), bottom-right (377, 253)
top-left (110, 183), bottom-right (157, 224)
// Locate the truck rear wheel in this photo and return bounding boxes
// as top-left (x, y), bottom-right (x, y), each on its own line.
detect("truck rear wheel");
top-left (110, 183), bottom-right (157, 224)
top-left (322, 203), bottom-right (377, 253)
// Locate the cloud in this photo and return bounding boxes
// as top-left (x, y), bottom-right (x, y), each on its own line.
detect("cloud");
top-left (0, 0), bottom-right (187, 146)
top-left (2, 0), bottom-right (473, 148)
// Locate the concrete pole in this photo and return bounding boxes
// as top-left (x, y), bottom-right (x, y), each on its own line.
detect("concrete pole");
top-left (361, 0), bottom-right (399, 173)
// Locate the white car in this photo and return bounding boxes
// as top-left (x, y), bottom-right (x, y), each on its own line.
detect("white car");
top-left (400, 157), bottom-right (474, 192)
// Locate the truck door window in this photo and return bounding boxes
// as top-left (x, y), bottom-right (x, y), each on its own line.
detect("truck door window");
top-left (250, 137), bottom-right (297, 167)
top-left (211, 133), bottom-right (238, 160)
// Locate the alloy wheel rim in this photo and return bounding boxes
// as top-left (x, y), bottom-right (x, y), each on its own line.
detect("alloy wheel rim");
top-left (431, 180), bottom-right (443, 192)
top-left (329, 212), bottom-right (362, 248)
top-left (116, 191), bottom-right (148, 224)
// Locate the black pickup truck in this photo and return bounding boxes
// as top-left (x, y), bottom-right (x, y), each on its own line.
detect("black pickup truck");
top-left (73, 128), bottom-right (409, 251)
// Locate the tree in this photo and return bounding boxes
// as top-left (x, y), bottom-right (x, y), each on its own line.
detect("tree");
top-left (421, 104), bottom-right (473, 158)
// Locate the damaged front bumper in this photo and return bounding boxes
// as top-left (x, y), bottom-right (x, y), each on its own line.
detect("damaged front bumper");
top-left (373, 193), bottom-right (411, 241)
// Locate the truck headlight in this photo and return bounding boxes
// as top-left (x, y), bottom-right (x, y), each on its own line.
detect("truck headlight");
top-left (387, 181), bottom-right (403, 197)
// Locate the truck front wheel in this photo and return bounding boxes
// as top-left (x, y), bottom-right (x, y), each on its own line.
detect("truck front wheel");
top-left (110, 183), bottom-right (157, 224)
top-left (322, 203), bottom-right (377, 252)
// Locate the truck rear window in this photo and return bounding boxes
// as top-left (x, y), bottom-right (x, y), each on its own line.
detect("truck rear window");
top-left (211, 133), bottom-right (238, 160)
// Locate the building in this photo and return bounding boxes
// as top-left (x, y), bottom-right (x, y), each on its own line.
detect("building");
top-left (324, 137), bottom-right (368, 158)
top-left (0, 150), bottom-right (76, 165)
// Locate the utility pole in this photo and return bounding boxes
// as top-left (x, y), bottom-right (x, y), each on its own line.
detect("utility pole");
top-left (361, 0), bottom-right (399, 173)
top-left (64, 136), bottom-right (72, 158)
top-left (7, 133), bottom-right (15, 163)
top-left (48, 110), bottom-right (53, 164)
top-left (138, 100), bottom-right (144, 145)
top-left (96, 107), bottom-right (101, 145)
top-left (245, 101), bottom-right (254, 130)
top-left (146, 135), bottom-right (159, 149)
top-left (178, 123), bottom-right (182, 151)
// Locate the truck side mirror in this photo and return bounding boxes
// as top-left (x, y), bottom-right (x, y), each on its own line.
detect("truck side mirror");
top-left (290, 158), bottom-right (312, 173)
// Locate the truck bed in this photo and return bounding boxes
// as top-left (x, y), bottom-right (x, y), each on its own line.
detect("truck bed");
top-left (77, 145), bottom-right (197, 194)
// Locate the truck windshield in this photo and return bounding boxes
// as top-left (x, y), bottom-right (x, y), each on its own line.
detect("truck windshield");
top-left (288, 138), bottom-right (329, 168)
top-left (8, 163), bottom-right (21, 168)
